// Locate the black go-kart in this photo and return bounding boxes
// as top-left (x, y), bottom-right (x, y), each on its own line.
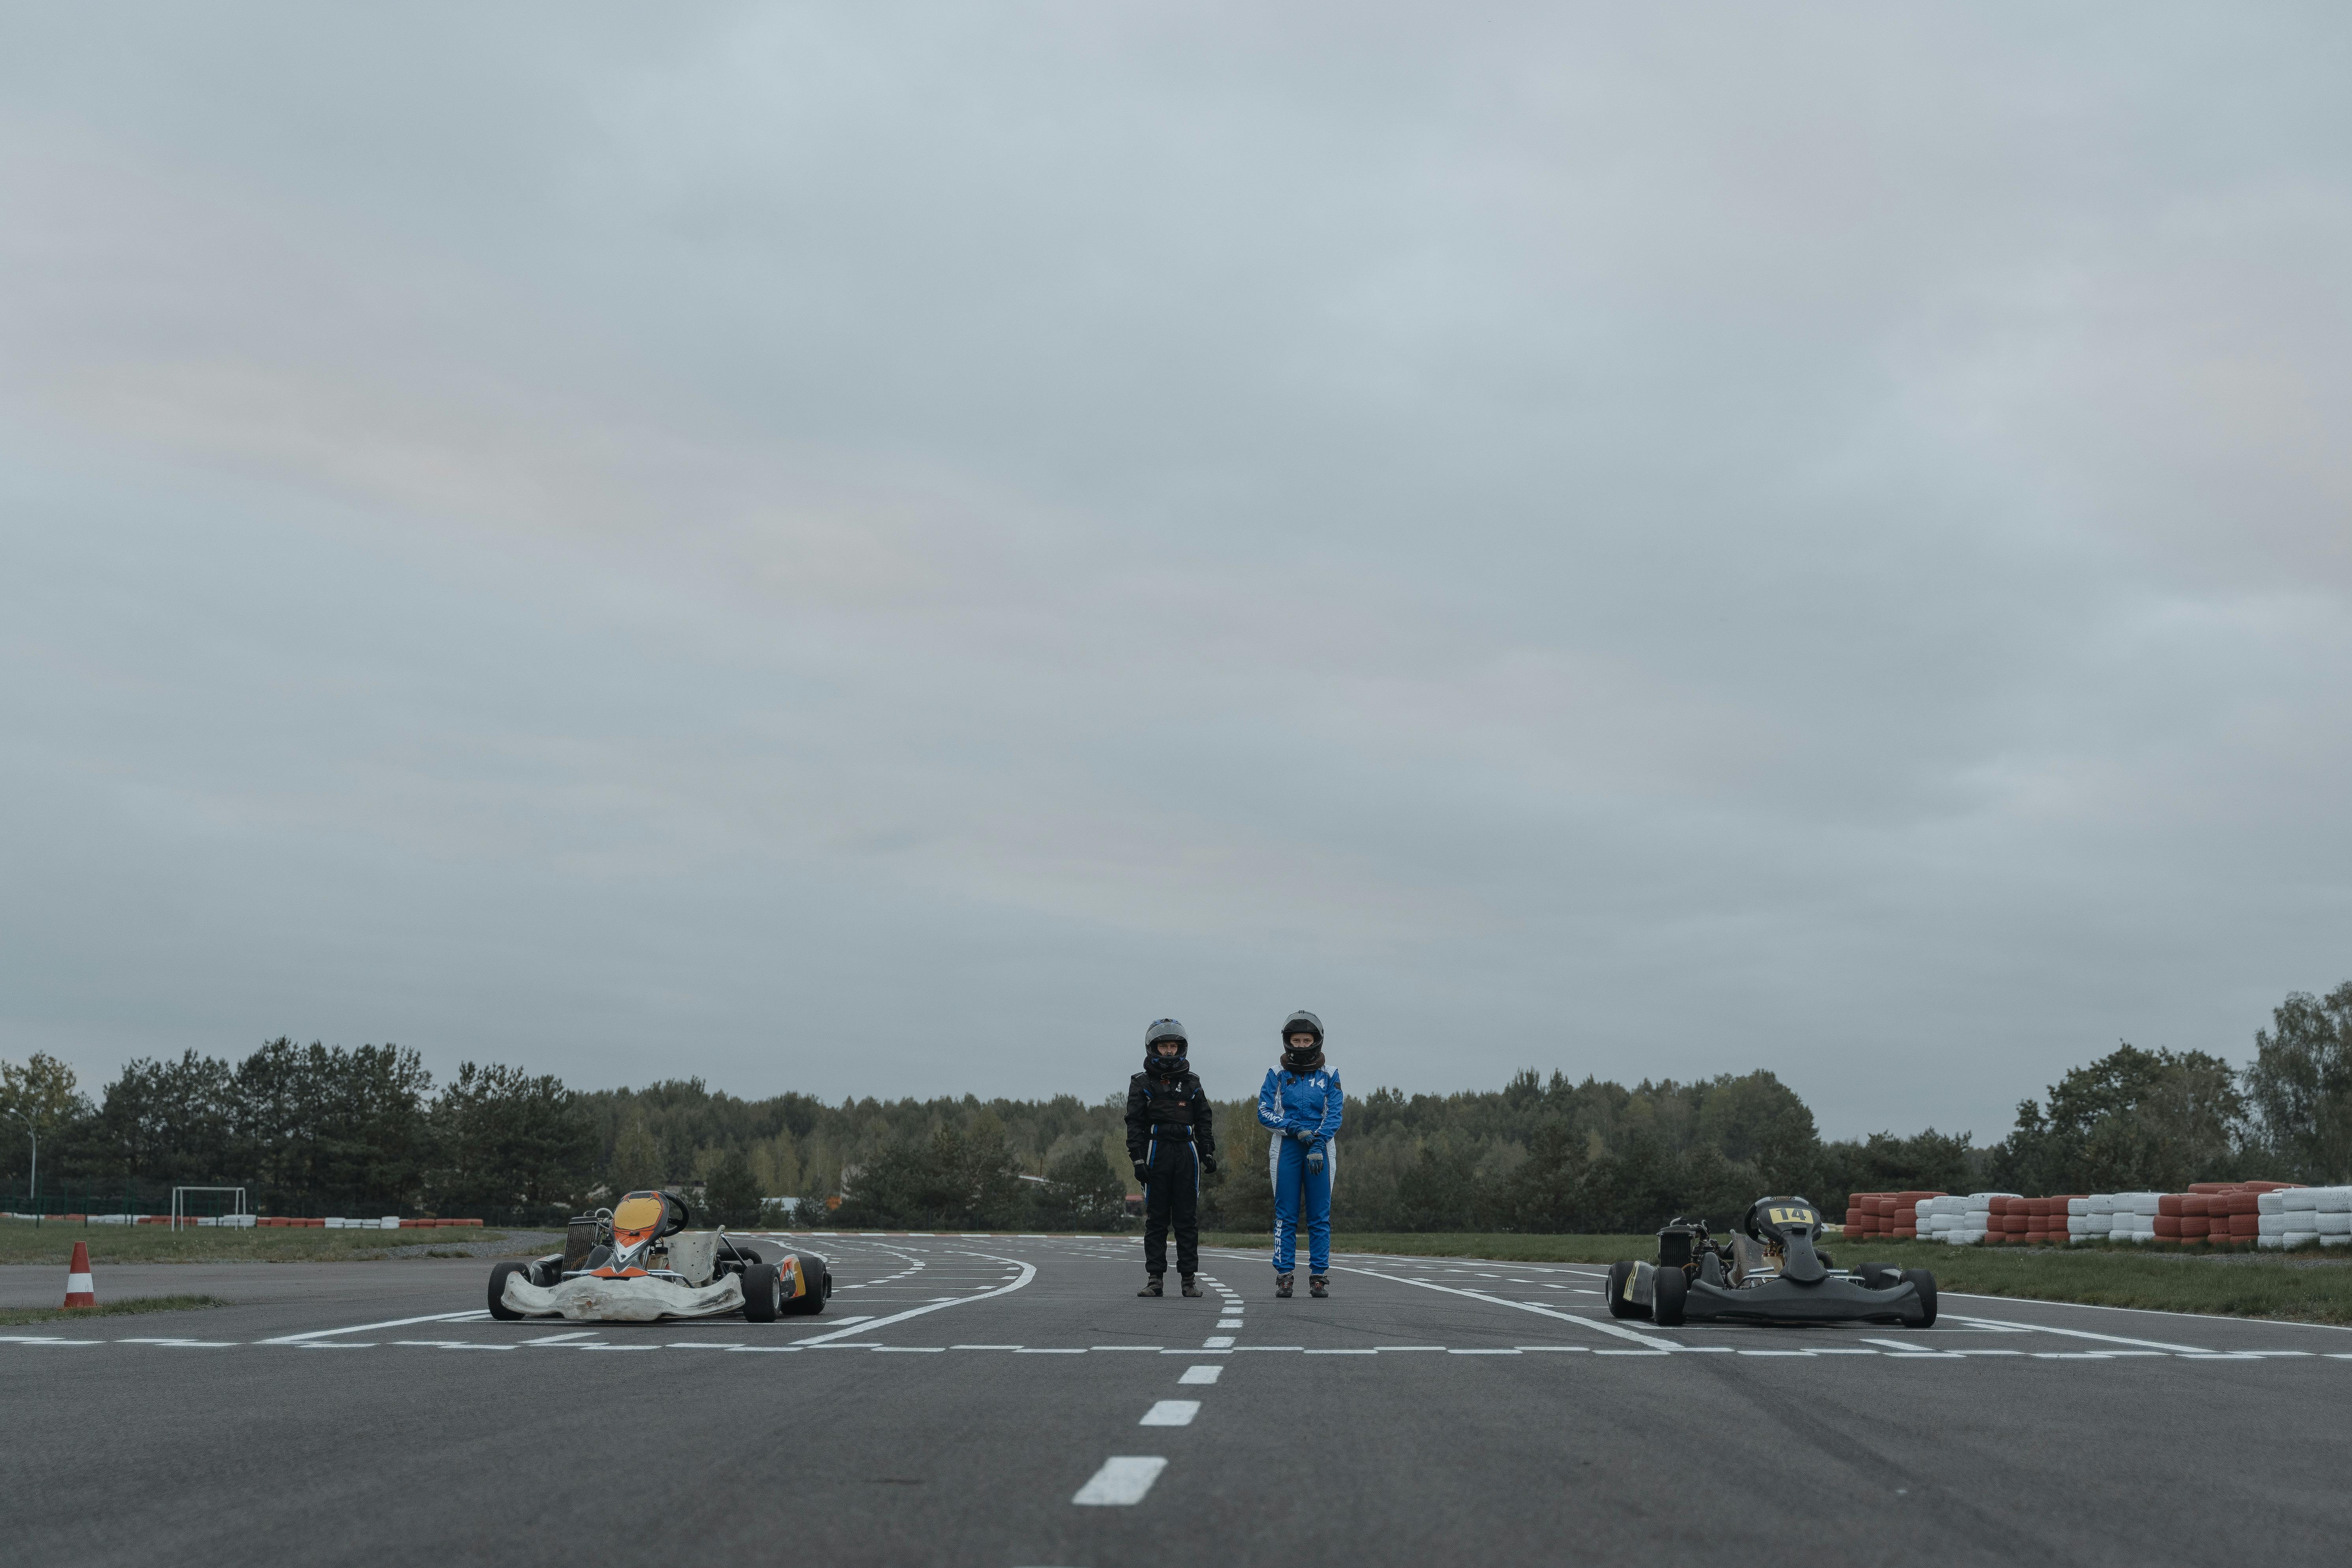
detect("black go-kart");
top-left (1605, 1196), bottom-right (1937, 1328)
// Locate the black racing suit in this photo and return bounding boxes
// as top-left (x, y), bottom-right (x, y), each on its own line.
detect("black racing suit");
top-left (1126, 1063), bottom-right (1216, 1278)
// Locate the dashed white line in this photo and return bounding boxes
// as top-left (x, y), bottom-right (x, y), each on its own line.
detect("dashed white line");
top-left (1139, 1400), bottom-right (1199, 1426)
top-left (1073, 1456), bottom-right (1167, 1506)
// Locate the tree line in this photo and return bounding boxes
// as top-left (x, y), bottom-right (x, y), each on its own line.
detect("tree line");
top-left (4, 981), bottom-right (2348, 1230)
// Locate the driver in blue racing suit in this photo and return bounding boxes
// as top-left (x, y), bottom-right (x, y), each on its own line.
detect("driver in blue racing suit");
top-left (1258, 1009), bottom-right (1341, 1298)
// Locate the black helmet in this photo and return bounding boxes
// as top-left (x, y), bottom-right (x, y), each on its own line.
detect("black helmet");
top-left (1280, 1010), bottom-right (1324, 1072)
top-left (1145, 1018), bottom-right (1189, 1076)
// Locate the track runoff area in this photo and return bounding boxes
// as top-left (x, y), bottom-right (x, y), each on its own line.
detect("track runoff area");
top-left (8, 1237), bottom-right (2351, 1568)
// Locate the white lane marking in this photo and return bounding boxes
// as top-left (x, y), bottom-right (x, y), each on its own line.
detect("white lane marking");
top-left (1091, 1345), bottom-right (1163, 1351)
top-left (1216, 1319), bottom-right (1243, 1328)
top-left (1139, 1400), bottom-right (1200, 1426)
top-left (1306, 1349), bottom-right (1375, 1355)
top-left (0, 1337), bottom-right (101, 1346)
top-left (259, 1310), bottom-right (490, 1345)
top-left (1942, 1290), bottom-right (2352, 1333)
top-left (113, 1339), bottom-right (235, 1347)
top-left (1072, 1456), bottom-right (1167, 1506)
top-left (395, 1340), bottom-right (513, 1350)
top-left (792, 1253), bottom-right (1037, 1346)
top-left (1947, 1315), bottom-right (2213, 1354)
top-left (1178, 1365), bottom-right (1222, 1385)
top-left (523, 1330), bottom-right (599, 1345)
top-left (1017, 1347), bottom-right (1085, 1354)
top-left (1332, 1265), bottom-right (1681, 1350)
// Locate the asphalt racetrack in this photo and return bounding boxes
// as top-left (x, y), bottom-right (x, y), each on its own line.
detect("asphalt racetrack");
top-left (7, 1234), bottom-right (2350, 1567)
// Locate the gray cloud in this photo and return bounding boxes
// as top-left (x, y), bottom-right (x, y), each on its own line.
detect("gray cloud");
top-left (4, 4), bottom-right (2348, 1138)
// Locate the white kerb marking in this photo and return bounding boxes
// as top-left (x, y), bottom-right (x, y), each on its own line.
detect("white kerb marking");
top-left (1073, 1456), bottom-right (1168, 1506)
top-left (1177, 1365), bottom-right (1222, 1385)
top-left (1139, 1400), bottom-right (1200, 1426)
top-left (1203, 1336), bottom-right (1235, 1348)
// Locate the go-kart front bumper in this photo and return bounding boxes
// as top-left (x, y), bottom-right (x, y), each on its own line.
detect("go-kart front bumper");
top-left (500, 1271), bottom-right (747, 1322)
top-left (1681, 1274), bottom-right (1930, 1327)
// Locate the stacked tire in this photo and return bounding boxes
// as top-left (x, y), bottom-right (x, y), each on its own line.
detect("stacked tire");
top-left (2271, 1185), bottom-right (2351, 1249)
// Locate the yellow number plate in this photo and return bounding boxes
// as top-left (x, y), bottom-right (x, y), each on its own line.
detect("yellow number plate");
top-left (1767, 1207), bottom-right (1815, 1226)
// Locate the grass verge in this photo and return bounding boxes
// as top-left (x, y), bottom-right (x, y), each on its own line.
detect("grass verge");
top-left (0, 1218), bottom-right (534, 1267)
top-left (0, 1294), bottom-right (231, 1327)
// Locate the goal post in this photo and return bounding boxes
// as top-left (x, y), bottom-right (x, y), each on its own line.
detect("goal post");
top-left (171, 1186), bottom-right (251, 1230)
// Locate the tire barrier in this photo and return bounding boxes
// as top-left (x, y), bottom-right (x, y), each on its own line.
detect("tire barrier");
top-left (1845, 1188), bottom-right (2312, 1248)
top-left (2264, 1184), bottom-right (2352, 1250)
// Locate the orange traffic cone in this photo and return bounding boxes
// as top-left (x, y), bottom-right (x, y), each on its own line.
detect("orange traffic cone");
top-left (63, 1239), bottom-right (96, 1308)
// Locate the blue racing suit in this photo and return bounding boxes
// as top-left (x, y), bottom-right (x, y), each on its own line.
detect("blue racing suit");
top-left (1259, 1065), bottom-right (1342, 1275)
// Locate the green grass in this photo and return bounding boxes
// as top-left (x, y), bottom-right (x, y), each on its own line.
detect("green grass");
top-left (0, 1218), bottom-right (546, 1267)
top-left (1199, 1232), bottom-right (1655, 1264)
top-left (0, 1294), bottom-right (230, 1327)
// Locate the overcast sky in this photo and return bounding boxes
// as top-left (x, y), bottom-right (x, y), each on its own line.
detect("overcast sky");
top-left (4, 5), bottom-right (2348, 1140)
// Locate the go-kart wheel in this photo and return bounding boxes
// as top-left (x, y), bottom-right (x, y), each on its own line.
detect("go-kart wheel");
top-left (822, 1270), bottom-right (834, 1299)
top-left (1605, 1260), bottom-right (1650, 1321)
top-left (487, 1261), bottom-right (529, 1322)
top-left (1652, 1265), bottom-right (1688, 1327)
top-left (1902, 1268), bottom-right (1938, 1327)
top-left (742, 1262), bottom-right (782, 1322)
top-left (1856, 1262), bottom-right (1902, 1290)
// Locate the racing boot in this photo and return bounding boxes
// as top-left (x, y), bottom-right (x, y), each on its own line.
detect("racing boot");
top-left (1275, 1272), bottom-right (1294, 1298)
top-left (1180, 1275), bottom-right (1202, 1297)
top-left (1309, 1275), bottom-right (1329, 1298)
top-left (1138, 1275), bottom-right (1163, 1297)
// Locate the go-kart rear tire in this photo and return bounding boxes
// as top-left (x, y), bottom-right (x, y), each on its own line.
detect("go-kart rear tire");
top-left (487, 1261), bottom-right (528, 1322)
top-left (1902, 1268), bottom-right (1938, 1327)
top-left (1605, 1260), bottom-right (1650, 1321)
top-left (1652, 1265), bottom-right (1688, 1327)
top-left (742, 1262), bottom-right (782, 1322)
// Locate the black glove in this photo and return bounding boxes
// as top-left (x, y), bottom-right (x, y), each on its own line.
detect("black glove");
top-left (1200, 1153), bottom-right (1218, 1175)
top-left (1132, 1160), bottom-right (1149, 1183)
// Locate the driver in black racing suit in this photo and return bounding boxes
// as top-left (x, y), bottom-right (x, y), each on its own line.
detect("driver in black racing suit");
top-left (1127, 1018), bottom-right (1218, 1297)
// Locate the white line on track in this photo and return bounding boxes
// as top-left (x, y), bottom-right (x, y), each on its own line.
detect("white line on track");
top-left (1948, 1314), bottom-right (2214, 1353)
top-left (791, 1250), bottom-right (1037, 1346)
top-left (1072, 1456), bottom-right (1166, 1506)
top-left (1139, 1400), bottom-right (1199, 1426)
top-left (258, 1310), bottom-right (490, 1344)
top-left (1331, 1264), bottom-right (1682, 1349)
top-left (1178, 1365), bottom-right (1221, 1384)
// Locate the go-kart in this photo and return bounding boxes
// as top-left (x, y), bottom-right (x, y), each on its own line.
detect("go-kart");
top-left (1605, 1196), bottom-right (1937, 1328)
top-left (486, 1190), bottom-right (832, 1323)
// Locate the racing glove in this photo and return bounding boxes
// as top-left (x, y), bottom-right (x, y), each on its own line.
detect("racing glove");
top-left (1291, 1126), bottom-right (1316, 1143)
top-left (1132, 1160), bottom-right (1149, 1183)
top-left (1306, 1147), bottom-right (1325, 1173)
top-left (1200, 1153), bottom-right (1218, 1175)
